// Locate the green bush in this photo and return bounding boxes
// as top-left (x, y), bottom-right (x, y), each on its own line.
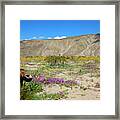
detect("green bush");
top-left (20, 81), bottom-right (43, 100)
top-left (32, 91), bottom-right (68, 100)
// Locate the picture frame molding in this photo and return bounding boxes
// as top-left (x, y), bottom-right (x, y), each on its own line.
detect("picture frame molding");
top-left (0, 0), bottom-right (119, 119)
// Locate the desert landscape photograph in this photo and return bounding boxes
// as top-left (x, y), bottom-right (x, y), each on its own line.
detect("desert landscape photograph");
top-left (20, 20), bottom-right (100, 100)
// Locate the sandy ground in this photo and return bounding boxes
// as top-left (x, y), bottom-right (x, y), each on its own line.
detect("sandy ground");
top-left (40, 73), bottom-right (100, 100)
top-left (22, 61), bottom-right (100, 100)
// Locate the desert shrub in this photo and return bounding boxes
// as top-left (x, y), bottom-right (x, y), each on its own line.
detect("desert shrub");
top-left (32, 91), bottom-right (68, 100)
top-left (45, 55), bottom-right (67, 66)
top-left (20, 81), bottom-right (43, 100)
top-left (27, 67), bottom-right (44, 76)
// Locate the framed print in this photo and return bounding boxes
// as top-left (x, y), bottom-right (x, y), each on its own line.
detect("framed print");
top-left (0, 0), bottom-right (119, 119)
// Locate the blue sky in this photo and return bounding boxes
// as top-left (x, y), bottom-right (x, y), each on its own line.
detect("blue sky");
top-left (20, 20), bottom-right (100, 40)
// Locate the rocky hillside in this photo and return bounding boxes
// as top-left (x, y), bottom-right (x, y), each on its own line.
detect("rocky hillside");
top-left (20, 33), bottom-right (100, 56)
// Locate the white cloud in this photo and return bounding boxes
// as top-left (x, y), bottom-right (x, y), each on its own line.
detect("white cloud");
top-left (24, 38), bottom-right (31, 40)
top-left (32, 36), bottom-right (37, 39)
top-left (31, 36), bottom-right (45, 40)
top-left (39, 36), bottom-right (44, 39)
top-left (30, 36), bottom-right (67, 40)
top-left (48, 37), bottom-right (52, 39)
top-left (53, 36), bottom-right (67, 39)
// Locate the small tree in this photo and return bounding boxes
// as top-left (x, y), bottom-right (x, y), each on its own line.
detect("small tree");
top-left (46, 55), bottom-right (67, 66)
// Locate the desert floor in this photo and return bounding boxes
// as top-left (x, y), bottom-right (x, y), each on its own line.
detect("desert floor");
top-left (20, 56), bottom-right (100, 100)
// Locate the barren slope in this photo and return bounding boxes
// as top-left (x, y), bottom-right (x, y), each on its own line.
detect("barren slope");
top-left (20, 33), bottom-right (100, 56)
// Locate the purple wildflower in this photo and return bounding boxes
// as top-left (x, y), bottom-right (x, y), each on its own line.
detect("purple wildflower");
top-left (32, 74), bottom-right (77, 86)
top-left (37, 75), bottom-right (45, 82)
top-left (47, 78), bottom-right (64, 84)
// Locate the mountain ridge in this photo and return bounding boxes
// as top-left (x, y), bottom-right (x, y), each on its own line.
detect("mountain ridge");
top-left (20, 33), bottom-right (100, 56)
